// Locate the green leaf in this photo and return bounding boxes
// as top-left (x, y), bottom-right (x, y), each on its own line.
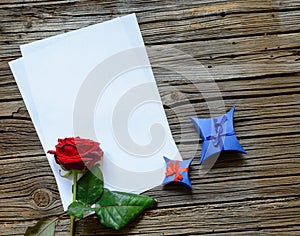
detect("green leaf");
top-left (67, 201), bottom-right (91, 219)
top-left (95, 205), bottom-right (144, 230)
top-left (25, 216), bottom-right (57, 236)
top-left (96, 189), bottom-right (156, 208)
top-left (93, 188), bottom-right (156, 230)
top-left (77, 165), bottom-right (104, 205)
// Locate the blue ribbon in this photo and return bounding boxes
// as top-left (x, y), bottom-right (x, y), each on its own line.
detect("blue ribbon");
top-left (204, 115), bottom-right (235, 150)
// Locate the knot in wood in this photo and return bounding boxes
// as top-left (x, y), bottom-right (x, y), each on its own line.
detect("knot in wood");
top-left (32, 189), bottom-right (52, 208)
top-left (171, 91), bottom-right (186, 101)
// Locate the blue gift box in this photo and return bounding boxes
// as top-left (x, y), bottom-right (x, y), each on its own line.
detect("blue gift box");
top-left (162, 156), bottom-right (193, 189)
top-left (190, 106), bottom-right (246, 164)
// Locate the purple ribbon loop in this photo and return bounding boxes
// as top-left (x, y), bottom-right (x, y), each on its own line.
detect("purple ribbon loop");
top-left (204, 115), bottom-right (235, 150)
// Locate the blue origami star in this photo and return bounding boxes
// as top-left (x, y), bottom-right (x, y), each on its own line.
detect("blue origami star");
top-left (190, 106), bottom-right (246, 164)
top-left (162, 156), bottom-right (193, 189)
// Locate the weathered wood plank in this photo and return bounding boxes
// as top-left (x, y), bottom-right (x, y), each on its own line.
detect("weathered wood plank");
top-left (0, 100), bottom-right (24, 117)
top-left (0, 67), bottom-right (299, 235)
top-left (2, 196), bottom-right (299, 235)
top-left (2, 33), bottom-right (300, 90)
top-left (1, 0), bottom-right (300, 14)
top-left (1, 113), bottom-right (299, 209)
top-left (1, 0), bottom-right (300, 9)
top-left (1, 66), bottom-right (300, 102)
top-left (0, 92), bottom-right (299, 157)
top-left (76, 197), bottom-right (300, 235)
top-left (2, 3), bottom-right (300, 57)
top-left (0, 89), bottom-right (299, 231)
top-left (0, 137), bottom-right (299, 234)
top-left (19, 195), bottom-right (297, 236)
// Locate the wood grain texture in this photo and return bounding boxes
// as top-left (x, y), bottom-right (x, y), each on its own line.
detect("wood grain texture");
top-left (0, 0), bottom-right (299, 235)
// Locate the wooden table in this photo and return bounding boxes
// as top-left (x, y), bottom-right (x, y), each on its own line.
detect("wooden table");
top-left (1, 1), bottom-right (300, 235)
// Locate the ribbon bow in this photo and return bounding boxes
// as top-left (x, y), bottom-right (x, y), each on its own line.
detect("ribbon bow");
top-left (205, 115), bottom-right (235, 150)
top-left (166, 160), bottom-right (188, 182)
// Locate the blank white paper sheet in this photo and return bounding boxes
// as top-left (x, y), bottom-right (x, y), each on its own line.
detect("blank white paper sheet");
top-left (9, 14), bottom-right (182, 210)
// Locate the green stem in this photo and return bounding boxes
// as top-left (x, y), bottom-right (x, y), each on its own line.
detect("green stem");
top-left (73, 171), bottom-right (78, 201)
top-left (70, 171), bottom-right (78, 236)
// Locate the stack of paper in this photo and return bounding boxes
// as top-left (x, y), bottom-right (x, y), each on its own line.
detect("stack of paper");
top-left (9, 14), bottom-right (182, 210)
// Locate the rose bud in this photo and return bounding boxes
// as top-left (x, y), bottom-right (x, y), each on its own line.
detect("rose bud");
top-left (48, 137), bottom-right (103, 171)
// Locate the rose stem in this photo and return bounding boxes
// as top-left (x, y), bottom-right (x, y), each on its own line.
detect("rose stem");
top-left (70, 170), bottom-right (78, 236)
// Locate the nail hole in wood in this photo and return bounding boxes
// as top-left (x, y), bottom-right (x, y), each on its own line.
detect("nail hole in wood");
top-left (220, 12), bottom-right (226, 17)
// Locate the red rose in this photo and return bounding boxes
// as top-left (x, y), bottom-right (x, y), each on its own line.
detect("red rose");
top-left (48, 137), bottom-right (103, 171)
